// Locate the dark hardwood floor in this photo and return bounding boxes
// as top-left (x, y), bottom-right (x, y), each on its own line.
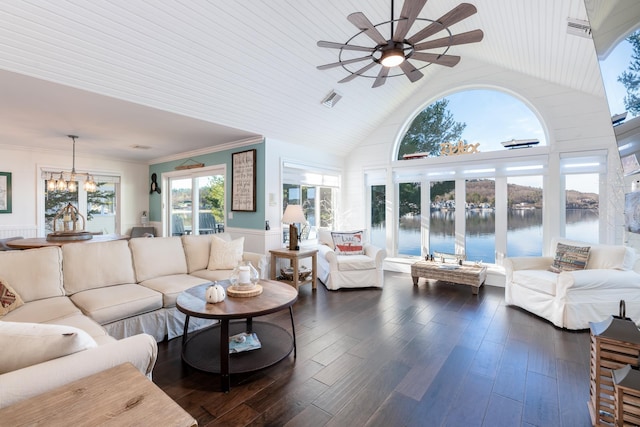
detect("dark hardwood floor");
top-left (153, 271), bottom-right (592, 427)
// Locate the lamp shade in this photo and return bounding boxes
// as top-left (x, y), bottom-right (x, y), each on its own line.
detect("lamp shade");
top-left (282, 205), bottom-right (307, 224)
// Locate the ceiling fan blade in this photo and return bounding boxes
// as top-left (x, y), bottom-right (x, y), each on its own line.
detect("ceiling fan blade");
top-left (317, 55), bottom-right (373, 70)
top-left (411, 52), bottom-right (460, 67)
top-left (338, 61), bottom-right (378, 83)
top-left (393, 0), bottom-right (429, 42)
top-left (407, 3), bottom-right (478, 44)
top-left (413, 29), bottom-right (484, 51)
top-left (348, 12), bottom-right (388, 45)
top-left (372, 66), bottom-right (390, 88)
top-left (399, 61), bottom-right (423, 82)
top-left (317, 40), bottom-right (376, 53)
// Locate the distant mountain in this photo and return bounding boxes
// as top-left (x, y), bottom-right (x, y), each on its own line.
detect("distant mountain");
top-left (432, 179), bottom-right (598, 209)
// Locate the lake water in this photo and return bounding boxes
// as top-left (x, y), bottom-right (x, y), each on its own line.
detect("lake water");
top-left (371, 209), bottom-right (599, 263)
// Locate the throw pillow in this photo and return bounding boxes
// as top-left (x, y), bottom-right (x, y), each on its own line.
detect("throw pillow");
top-left (318, 228), bottom-right (334, 249)
top-left (208, 236), bottom-right (244, 270)
top-left (0, 321), bottom-right (97, 374)
top-left (548, 243), bottom-right (590, 273)
top-left (0, 277), bottom-right (23, 316)
top-left (331, 231), bottom-right (365, 255)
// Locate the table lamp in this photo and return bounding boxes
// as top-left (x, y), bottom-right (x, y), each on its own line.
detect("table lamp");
top-left (282, 205), bottom-right (307, 250)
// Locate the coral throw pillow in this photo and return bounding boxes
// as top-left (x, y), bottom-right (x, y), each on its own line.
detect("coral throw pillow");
top-left (548, 243), bottom-right (590, 273)
top-left (0, 278), bottom-right (23, 316)
top-left (331, 231), bottom-right (364, 255)
top-left (208, 236), bottom-right (244, 270)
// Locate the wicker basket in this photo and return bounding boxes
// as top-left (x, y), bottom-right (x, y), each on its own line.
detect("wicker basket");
top-left (280, 266), bottom-right (311, 281)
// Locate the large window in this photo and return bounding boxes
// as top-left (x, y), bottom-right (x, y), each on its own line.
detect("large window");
top-left (283, 184), bottom-right (336, 242)
top-left (43, 173), bottom-right (119, 235)
top-left (370, 184), bottom-right (386, 249)
top-left (507, 176), bottom-right (543, 257)
top-left (429, 180), bottom-right (455, 254)
top-left (384, 90), bottom-right (610, 264)
top-left (465, 179), bottom-right (496, 263)
top-left (564, 173), bottom-right (599, 243)
top-left (398, 182), bottom-right (421, 256)
top-left (282, 163), bottom-right (339, 244)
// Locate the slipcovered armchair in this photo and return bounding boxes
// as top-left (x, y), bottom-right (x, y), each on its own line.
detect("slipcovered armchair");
top-left (316, 229), bottom-right (386, 290)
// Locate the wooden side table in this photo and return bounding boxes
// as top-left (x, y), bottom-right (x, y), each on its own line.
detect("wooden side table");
top-left (0, 363), bottom-right (197, 426)
top-left (270, 247), bottom-right (318, 290)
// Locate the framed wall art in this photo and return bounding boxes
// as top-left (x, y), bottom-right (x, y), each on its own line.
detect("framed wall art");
top-left (0, 172), bottom-right (12, 214)
top-left (231, 149), bottom-right (256, 212)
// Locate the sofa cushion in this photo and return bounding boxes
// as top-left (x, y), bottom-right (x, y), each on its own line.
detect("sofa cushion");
top-left (129, 237), bottom-right (188, 282)
top-left (549, 243), bottom-right (590, 273)
top-left (138, 274), bottom-right (209, 307)
top-left (182, 234), bottom-right (236, 273)
top-left (512, 270), bottom-right (558, 296)
top-left (208, 236), bottom-right (244, 270)
top-left (318, 228), bottom-right (335, 249)
top-left (0, 321), bottom-right (97, 374)
top-left (336, 254), bottom-right (376, 271)
top-left (588, 244), bottom-right (635, 270)
top-left (70, 284), bottom-right (163, 325)
top-left (0, 246), bottom-right (64, 302)
top-left (1, 296), bottom-right (80, 324)
top-left (0, 277), bottom-right (23, 315)
top-left (44, 313), bottom-right (115, 345)
top-left (62, 240), bottom-right (137, 295)
top-left (182, 234), bottom-right (214, 273)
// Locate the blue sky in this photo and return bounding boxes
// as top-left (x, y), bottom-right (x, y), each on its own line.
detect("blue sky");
top-left (600, 39), bottom-right (634, 118)
top-left (442, 90), bottom-right (547, 152)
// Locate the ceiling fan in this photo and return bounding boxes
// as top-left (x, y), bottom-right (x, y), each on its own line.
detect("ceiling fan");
top-left (317, 0), bottom-right (484, 88)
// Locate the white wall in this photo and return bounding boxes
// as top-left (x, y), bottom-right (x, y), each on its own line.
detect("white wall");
top-left (341, 57), bottom-right (624, 251)
top-left (0, 145), bottom-right (149, 237)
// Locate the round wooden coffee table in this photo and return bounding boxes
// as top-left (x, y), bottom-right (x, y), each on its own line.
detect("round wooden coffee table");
top-left (176, 279), bottom-right (298, 392)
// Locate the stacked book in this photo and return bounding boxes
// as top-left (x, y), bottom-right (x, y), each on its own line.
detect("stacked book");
top-left (229, 332), bottom-right (261, 353)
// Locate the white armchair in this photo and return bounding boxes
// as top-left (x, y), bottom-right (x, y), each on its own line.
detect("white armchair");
top-left (316, 229), bottom-right (386, 290)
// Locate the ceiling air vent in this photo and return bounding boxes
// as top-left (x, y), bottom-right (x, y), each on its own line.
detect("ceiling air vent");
top-left (321, 90), bottom-right (342, 108)
top-left (567, 18), bottom-right (591, 39)
top-left (131, 144), bottom-right (152, 150)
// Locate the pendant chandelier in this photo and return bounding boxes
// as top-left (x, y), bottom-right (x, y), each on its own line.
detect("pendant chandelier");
top-left (45, 135), bottom-right (97, 193)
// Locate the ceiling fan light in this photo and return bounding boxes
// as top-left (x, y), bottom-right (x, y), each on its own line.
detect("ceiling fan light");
top-left (380, 49), bottom-right (405, 67)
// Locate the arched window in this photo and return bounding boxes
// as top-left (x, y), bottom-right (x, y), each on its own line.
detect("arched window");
top-left (397, 89), bottom-right (546, 160)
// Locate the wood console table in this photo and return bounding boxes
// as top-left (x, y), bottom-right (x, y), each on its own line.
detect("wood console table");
top-left (269, 247), bottom-right (318, 290)
top-left (6, 234), bottom-right (128, 249)
top-left (0, 363), bottom-right (197, 426)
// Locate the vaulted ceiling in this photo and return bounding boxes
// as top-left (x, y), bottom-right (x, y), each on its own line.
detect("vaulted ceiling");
top-left (0, 1), bottom-right (606, 163)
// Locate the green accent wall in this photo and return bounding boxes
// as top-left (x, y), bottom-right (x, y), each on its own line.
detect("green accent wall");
top-left (148, 141), bottom-right (265, 230)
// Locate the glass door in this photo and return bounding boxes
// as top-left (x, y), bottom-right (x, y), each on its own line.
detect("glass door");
top-left (168, 170), bottom-right (225, 236)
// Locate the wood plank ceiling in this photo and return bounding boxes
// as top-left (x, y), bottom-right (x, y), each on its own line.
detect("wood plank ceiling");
top-left (0, 0), bottom-right (599, 161)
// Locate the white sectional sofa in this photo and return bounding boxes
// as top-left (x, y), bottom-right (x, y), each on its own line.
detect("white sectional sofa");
top-left (504, 238), bottom-right (640, 330)
top-left (0, 233), bottom-right (267, 408)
